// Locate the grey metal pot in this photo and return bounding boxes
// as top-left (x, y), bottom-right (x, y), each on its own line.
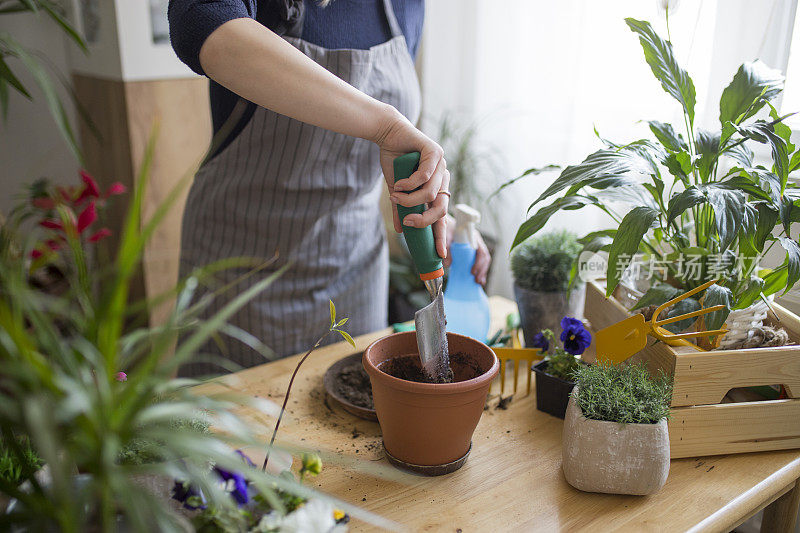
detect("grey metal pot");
top-left (513, 283), bottom-right (585, 347)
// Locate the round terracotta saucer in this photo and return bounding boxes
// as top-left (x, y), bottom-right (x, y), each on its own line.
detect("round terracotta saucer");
top-left (323, 352), bottom-right (378, 421)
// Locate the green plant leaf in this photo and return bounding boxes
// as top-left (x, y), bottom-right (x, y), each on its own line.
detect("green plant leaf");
top-left (732, 120), bottom-right (789, 187)
top-left (648, 121), bottom-right (687, 152)
top-left (753, 203), bottom-right (778, 252)
top-left (512, 196), bottom-right (590, 249)
top-left (530, 147), bottom-right (653, 208)
top-left (329, 300), bottom-right (336, 328)
top-left (666, 186), bottom-right (705, 225)
top-left (337, 330), bottom-right (355, 348)
top-left (694, 129), bottom-right (721, 183)
top-left (631, 283), bottom-right (680, 311)
top-left (0, 78), bottom-right (8, 120)
top-left (719, 61), bottom-right (784, 128)
top-left (490, 164), bottom-right (559, 201)
top-left (719, 175), bottom-right (771, 202)
top-left (335, 318), bottom-right (348, 327)
top-left (778, 236), bottom-right (800, 293)
top-left (664, 296), bottom-right (701, 334)
top-left (39, 0), bottom-right (87, 52)
top-left (625, 18), bottom-right (696, 123)
top-left (0, 55), bottom-right (30, 99)
top-left (606, 206), bottom-right (659, 296)
top-left (702, 283), bottom-right (732, 332)
top-left (724, 143), bottom-right (754, 168)
top-left (734, 277), bottom-right (765, 310)
top-left (789, 149), bottom-right (800, 173)
top-left (707, 186), bottom-right (747, 251)
top-left (2, 38), bottom-right (81, 162)
top-left (664, 151), bottom-right (691, 183)
top-left (762, 263), bottom-right (788, 296)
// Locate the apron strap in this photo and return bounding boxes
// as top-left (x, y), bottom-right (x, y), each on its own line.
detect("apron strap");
top-left (382, 0), bottom-right (403, 38)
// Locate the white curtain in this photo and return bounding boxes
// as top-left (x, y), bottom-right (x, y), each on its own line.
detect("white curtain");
top-left (419, 0), bottom-right (798, 299)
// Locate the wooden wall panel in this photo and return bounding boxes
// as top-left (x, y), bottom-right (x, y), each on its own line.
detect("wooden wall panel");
top-left (74, 74), bottom-right (211, 327)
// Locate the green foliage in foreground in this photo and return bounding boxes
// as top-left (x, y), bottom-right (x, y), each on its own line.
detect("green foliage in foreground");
top-left (116, 417), bottom-right (211, 467)
top-left (573, 363), bottom-right (672, 424)
top-left (0, 438), bottom-right (42, 488)
top-left (0, 134), bottom-right (383, 532)
top-left (511, 230), bottom-right (581, 292)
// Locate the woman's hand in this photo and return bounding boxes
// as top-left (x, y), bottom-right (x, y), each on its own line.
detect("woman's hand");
top-left (372, 107), bottom-right (450, 259)
top-left (443, 215), bottom-right (492, 286)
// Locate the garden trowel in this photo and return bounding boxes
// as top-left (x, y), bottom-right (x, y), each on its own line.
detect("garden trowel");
top-left (393, 152), bottom-right (452, 383)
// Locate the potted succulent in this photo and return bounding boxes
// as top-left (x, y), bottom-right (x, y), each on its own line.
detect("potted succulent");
top-left (531, 318), bottom-right (591, 419)
top-left (562, 363), bottom-right (672, 496)
top-left (507, 16), bottom-right (800, 346)
top-left (363, 332), bottom-right (499, 475)
top-left (511, 231), bottom-right (584, 345)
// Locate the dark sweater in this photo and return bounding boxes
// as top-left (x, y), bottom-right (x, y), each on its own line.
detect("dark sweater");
top-left (168, 0), bottom-right (424, 155)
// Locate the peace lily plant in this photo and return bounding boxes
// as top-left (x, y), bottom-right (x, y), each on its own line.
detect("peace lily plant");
top-left (509, 17), bottom-right (800, 332)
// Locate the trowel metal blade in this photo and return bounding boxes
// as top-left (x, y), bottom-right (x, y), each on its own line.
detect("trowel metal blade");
top-left (414, 291), bottom-right (450, 382)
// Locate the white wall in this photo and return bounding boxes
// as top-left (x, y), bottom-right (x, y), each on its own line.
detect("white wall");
top-left (0, 12), bottom-right (79, 217)
top-left (0, 0), bottom-right (197, 219)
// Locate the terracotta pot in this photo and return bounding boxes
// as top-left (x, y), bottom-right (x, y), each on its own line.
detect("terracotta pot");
top-left (363, 332), bottom-right (498, 472)
top-left (562, 391), bottom-right (670, 495)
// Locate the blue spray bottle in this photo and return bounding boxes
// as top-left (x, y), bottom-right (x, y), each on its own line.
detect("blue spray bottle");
top-left (444, 204), bottom-right (491, 342)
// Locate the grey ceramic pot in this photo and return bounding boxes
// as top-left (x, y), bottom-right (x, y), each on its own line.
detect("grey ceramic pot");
top-left (513, 283), bottom-right (585, 346)
top-left (561, 391), bottom-right (670, 495)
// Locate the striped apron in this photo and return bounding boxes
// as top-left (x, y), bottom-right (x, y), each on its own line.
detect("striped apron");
top-left (179, 0), bottom-right (421, 375)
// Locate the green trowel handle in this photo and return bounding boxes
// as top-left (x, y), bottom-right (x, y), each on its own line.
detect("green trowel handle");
top-left (393, 152), bottom-right (444, 280)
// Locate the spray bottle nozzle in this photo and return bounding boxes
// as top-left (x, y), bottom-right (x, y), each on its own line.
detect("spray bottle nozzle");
top-left (453, 204), bottom-right (481, 248)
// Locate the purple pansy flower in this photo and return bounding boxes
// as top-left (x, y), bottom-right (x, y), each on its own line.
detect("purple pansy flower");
top-left (171, 480), bottom-right (207, 510)
top-left (560, 317), bottom-right (592, 355)
top-left (531, 332), bottom-right (549, 352)
top-left (213, 450), bottom-right (256, 506)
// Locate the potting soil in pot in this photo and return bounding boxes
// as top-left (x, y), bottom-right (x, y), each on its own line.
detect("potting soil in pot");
top-left (378, 352), bottom-right (485, 383)
top-left (333, 361), bottom-right (374, 410)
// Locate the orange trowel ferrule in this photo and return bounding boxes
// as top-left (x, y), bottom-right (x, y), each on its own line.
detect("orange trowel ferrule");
top-left (420, 268), bottom-right (444, 281)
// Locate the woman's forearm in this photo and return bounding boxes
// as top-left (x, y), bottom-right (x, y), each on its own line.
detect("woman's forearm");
top-left (199, 17), bottom-right (398, 142)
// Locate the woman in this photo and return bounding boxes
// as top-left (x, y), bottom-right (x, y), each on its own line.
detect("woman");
top-left (169, 0), bottom-right (490, 375)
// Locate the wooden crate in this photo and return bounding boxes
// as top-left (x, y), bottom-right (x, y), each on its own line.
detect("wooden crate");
top-left (583, 280), bottom-right (800, 459)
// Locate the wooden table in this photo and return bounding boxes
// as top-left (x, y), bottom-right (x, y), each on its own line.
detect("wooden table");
top-left (200, 297), bottom-right (800, 532)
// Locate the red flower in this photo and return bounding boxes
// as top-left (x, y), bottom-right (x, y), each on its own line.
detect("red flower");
top-left (40, 219), bottom-right (63, 231)
top-left (105, 182), bottom-right (126, 197)
top-left (76, 170), bottom-right (101, 203)
top-left (88, 228), bottom-right (111, 242)
top-left (30, 249), bottom-right (43, 259)
top-left (77, 202), bottom-right (97, 233)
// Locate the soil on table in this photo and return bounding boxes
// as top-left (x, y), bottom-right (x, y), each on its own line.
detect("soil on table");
top-left (378, 352), bottom-right (485, 384)
top-left (333, 362), bottom-right (374, 410)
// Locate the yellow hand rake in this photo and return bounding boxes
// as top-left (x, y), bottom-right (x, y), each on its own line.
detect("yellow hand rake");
top-left (491, 328), bottom-right (544, 396)
top-left (596, 278), bottom-right (729, 365)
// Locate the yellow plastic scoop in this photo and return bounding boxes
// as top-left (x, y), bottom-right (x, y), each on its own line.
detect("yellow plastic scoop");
top-left (596, 279), bottom-right (730, 365)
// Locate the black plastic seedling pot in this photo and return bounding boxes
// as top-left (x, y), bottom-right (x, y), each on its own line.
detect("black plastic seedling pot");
top-left (532, 360), bottom-right (576, 419)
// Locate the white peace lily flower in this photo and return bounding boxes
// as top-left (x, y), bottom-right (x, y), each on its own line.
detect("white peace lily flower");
top-left (656, 0), bottom-right (680, 14)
